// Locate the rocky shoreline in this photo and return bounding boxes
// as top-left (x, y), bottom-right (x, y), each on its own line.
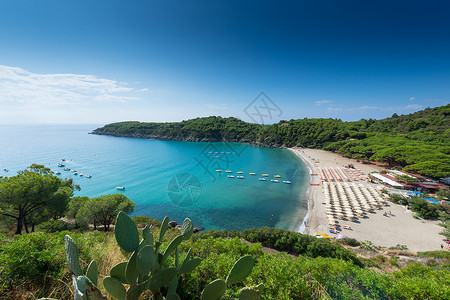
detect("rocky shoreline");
top-left (90, 130), bottom-right (286, 148)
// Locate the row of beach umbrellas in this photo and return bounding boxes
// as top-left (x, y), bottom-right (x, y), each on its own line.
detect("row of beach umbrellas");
top-left (324, 182), bottom-right (387, 224)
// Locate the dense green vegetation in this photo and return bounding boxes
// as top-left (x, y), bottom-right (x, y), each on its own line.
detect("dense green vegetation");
top-left (194, 227), bottom-right (363, 266)
top-left (0, 164), bottom-right (79, 234)
top-left (93, 104), bottom-right (450, 177)
top-left (1, 223), bottom-right (450, 299)
top-left (0, 165), bottom-right (134, 235)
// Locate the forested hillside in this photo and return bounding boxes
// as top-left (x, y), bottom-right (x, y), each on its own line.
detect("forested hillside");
top-left (92, 105), bottom-right (450, 177)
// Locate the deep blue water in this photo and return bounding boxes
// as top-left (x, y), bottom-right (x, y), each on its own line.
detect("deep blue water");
top-left (0, 124), bottom-right (309, 231)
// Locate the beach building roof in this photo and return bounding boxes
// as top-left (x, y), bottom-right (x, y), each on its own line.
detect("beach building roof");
top-left (371, 173), bottom-right (404, 187)
top-left (389, 170), bottom-right (417, 180)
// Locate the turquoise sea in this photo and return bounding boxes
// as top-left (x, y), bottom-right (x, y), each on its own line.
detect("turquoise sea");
top-left (0, 124), bottom-right (309, 231)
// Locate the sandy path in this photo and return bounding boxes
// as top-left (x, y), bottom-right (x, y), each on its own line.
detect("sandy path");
top-left (289, 147), bottom-right (444, 252)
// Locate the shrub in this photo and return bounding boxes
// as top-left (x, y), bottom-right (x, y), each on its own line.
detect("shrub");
top-left (36, 219), bottom-right (73, 233)
top-left (360, 240), bottom-right (378, 252)
top-left (337, 238), bottom-right (361, 247)
top-left (241, 227), bottom-right (363, 266)
top-left (0, 232), bottom-right (67, 297)
top-left (131, 215), bottom-right (162, 227)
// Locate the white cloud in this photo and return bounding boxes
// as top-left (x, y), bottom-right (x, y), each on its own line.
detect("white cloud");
top-left (409, 97), bottom-right (415, 101)
top-left (403, 104), bottom-right (423, 110)
top-left (207, 103), bottom-right (227, 110)
top-left (0, 65), bottom-right (142, 106)
top-left (315, 100), bottom-right (334, 105)
top-left (358, 106), bottom-right (380, 110)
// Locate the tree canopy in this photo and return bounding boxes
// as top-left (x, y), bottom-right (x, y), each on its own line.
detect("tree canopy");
top-left (0, 165), bottom-right (78, 234)
top-left (75, 193), bottom-right (134, 231)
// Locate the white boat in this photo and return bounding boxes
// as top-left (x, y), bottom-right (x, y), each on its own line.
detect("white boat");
top-left (258, 178), bottom-right (266, 181)
top-left (57, 163), bottom-right (65, 167)
top-left (55, 171), bottom-right (61, 175)
top-left (227, 175), bottom-right (235, 178)
top-left (237, 175), bottom-right (244, 179)
top-left (116, 186), bottom-right (125, 190)
top-left (63, 168), bottom-right (70, 171)
top-left (79, 173), bottom-right (83, 177)
top-left (73, 172), bottom-right (78, 175)
top-left (86, 174), bottom-right (92, 178)
top-left (271, 179), bottom-right (279, 183)
top-left (283, 180), bottom-right (292, 184)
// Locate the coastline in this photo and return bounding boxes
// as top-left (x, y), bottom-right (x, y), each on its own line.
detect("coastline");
top-left (289, 147), bottom-right (444, 252)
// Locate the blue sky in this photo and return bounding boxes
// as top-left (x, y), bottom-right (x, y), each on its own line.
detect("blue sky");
top-left (0, 0), bottom-right (449, 124)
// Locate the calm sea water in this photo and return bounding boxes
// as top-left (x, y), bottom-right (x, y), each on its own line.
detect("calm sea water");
top-left (0, 124), bottom-right (309, 231)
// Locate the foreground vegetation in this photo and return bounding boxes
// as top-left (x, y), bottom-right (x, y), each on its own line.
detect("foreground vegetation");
top-left (92, 104), bottom-right (450, 178)
top-left (1, 216), bottom-right (450, 299)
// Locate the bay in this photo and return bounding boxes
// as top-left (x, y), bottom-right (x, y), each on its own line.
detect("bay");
top-left (0, 124), bottom-right (309, 231)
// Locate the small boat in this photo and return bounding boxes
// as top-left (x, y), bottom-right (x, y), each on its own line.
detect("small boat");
top-left (225, 170), bottom-right (232, 173)
top-left (71, 169), bottom-right (76, 172)
top-left (61, 158), bottom-right (66, 161)
top-left (79, 173), bottom-right (83, 177)
top-left (63, 168), bottom-right (70, 171)
top-left (271, 179), bottom-right (279, 183)
top-left (216, 170), bottom-right (222, 172)
top-left (116, 186), bottom-right (125, 190)
top-left (258, 178), bottom-right (266, 181)
top-left (237, 175), bottom-right (244, 179)
top-left (249, 172), bottom-right (256, 175)
top-left (73, 172), bottom-right (78, 175)
top-left (227, 175), bottom-right (235, 178)
top-left (55, 171), bottom-right (61, 175)
top-left (274, 175), bottom-right (281, 178)
top-left (262, 174), bottom-right (269, 177)
top-left (237, 171), bottom-right (243, 174)
top-left (283, 180), bottom-right (292, 184)
top-left (86, 174), bottom-right (92, 178)
top-left (57, 163), bottom-right (65, 167)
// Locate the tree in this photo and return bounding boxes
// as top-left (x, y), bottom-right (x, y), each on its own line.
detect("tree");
top-left (0, 165), bottom-right (77, 234)
top-left (66, 196), bottom-right (89, 228)
top-left (77, 194), bottom-right (134, 231)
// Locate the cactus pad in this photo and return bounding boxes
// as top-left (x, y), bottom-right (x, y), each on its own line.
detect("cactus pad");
top-left (115, 211), bottom-right (140, 252)
top-left (225, 255), bottom-right (254, 285)
top-left (64, 235), bottom-right (82, 277)
top-left (200, 279), bottom-right (227, 300)
top-left (103, 276), bottom-right (126, 300)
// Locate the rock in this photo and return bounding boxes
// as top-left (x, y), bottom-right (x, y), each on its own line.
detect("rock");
top-left (193, 226), bottom-right (205, 233)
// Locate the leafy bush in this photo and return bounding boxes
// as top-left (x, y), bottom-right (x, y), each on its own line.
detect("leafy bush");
top-left (409, 197), bottom-right (441, 220)
top-left (337, 238), bottom-right (361, 247)
top-left (0, 232), bottom-right (66, 297)
top-left (0, 230), bottom-right (109, 298)
top-left (389, 194), bottom-right (409, 205)
top-left (36, 219), bottom-right (73, 233)
top-left (195, 227), bottom-right (363, 266)
top-left (131, 215), bottom-right (162, 227)
top-left (359, 240), bottom-right (378, 252)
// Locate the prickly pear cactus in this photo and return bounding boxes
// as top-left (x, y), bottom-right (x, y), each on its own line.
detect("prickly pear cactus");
top-left (63, 235), bottom-right (106, 300)
top-left (57, 212), bottom-right (261, 300)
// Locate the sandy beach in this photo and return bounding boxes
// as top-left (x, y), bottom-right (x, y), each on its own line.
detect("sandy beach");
top-left (290, 147), bottom-right (444, 252)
